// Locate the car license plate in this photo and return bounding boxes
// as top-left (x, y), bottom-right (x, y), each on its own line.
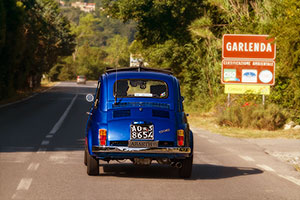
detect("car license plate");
top-left (130, 124), bottom-right (154, 140)
top-left (128, 140), bottom-right (158, 148)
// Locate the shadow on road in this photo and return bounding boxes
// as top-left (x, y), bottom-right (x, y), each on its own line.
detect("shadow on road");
top-left (100, 163), bottom-right (263, 180)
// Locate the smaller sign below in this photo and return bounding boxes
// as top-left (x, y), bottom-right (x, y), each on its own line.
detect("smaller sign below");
top-left (224, 84), bottom-right (270, 95)
top-left (222, 60), bottom-right (275, 85)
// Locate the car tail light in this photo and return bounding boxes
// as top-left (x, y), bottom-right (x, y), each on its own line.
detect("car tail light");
top-left (177, 130), bottom-right (184, 146)
top-left (99, 129), bottom-right (107, 146)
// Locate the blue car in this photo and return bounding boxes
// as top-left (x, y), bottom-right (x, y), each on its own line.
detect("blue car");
top-left (85, 67), bottom-right (193, 178)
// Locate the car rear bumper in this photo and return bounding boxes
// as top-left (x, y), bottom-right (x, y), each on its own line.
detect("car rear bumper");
top-left (92, 146), bottom-right (191, 159)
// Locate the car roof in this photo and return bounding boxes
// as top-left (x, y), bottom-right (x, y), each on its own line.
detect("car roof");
top-left (103, 67), bottom-right (176, 82)
top-left (105, 66), bottom-right (173, 75)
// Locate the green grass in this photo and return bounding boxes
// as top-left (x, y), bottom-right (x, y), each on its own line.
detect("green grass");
top-left (294, 165), bottom-right (300, 172)
top-left (188, 112), bottom-right (300, 139)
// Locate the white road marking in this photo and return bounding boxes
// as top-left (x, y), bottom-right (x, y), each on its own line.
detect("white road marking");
top-left (224, 147), bottom-right (236, 153)
top-left (198, 134), bottom-right (208, 138)
top-left (278, 175), bottom-right (300, 186)
top-left (37, 148), bottom-right (47, 154)
top-left (49, 154), bottom-right (68, 164)
top-left (16, 178), bottom-right (32, 191)
top-left (45, 134), bottom-right (54, 139)
top-left (27, 163), bottom-right (40, 171)
top-left (207, 139), bottom-right (220, 144)
top-left (11, 193), bottom-right (17, 199)
top-left (49, 94), bottom-right (78, 134)
top-left (239, 155), bottom-right (255, 162)
top-left (41, 140), bottom-right (50, 146)
top-left (256, 164), bottom-right (275, 172)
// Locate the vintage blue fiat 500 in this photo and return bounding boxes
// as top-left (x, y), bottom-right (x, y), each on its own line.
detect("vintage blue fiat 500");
top-left (85, 67), bottom-right (193, 178)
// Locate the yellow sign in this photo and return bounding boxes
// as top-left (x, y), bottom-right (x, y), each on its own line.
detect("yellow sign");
top-left (225, 84), bottom-right (270, 95)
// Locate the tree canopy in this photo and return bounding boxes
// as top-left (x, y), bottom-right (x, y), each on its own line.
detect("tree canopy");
top-left (0, 0), bottom-right (75, 99)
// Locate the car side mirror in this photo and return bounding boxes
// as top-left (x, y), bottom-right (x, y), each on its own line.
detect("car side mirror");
top-left (86, 94), bottom-right (94, 102)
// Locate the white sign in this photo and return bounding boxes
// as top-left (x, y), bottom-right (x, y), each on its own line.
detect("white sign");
top-left (242, 69), bottom-right (257, 83)
top-left (259, 70), bottom-right (273, 83)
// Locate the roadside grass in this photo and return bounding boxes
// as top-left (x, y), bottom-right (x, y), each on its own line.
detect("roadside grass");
top-left (294, 165), bottom-right (300, 172)
top-left (0, 80), bottom-right (57, 106)
top-left (187, 112), bottom-right (300, 139)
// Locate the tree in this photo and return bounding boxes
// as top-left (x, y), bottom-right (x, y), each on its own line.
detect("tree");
top-left (0, 0), bottom-right (75, 100)
top-left (268, 0), bottom-right (300, 115)
top-left (105, 35), bottom-right (130, 68)
top-left (102, 0), bottom-right (204, 46)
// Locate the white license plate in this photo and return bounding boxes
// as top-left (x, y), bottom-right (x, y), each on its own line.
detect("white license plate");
top-left (130, 124), bottom-right (154, 140)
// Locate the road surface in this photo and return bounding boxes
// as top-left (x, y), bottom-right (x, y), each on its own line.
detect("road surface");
top-left (0, 82), bottom-right (299, 200)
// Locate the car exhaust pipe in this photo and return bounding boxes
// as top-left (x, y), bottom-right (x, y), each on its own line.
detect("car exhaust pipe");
top-left (170, 162), bottom-right (176, 167)
top-left (175, 162), bottom-right (182, 169)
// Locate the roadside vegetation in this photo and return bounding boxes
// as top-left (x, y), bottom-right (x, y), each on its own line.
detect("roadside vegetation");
top-left (102, 0), bottom-right (300, 132)
top-left (1, 0), bottom-right (299, 134)
top-left (187, 113), bottom-right (300, 139)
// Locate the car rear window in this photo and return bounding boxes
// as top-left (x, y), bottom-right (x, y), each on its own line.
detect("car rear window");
top-left (113, 79), bottom-right (168, 98)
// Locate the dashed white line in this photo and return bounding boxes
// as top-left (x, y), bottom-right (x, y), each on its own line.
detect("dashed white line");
top-left (278, 175), bottom-right (300, 186)
top-left (16, 178), bottom-right (32, 191)
top-left (37, 148), bottom-right (47, 154)
top-left (27, 163), bottom-right (40, 171)
top-left (45, 134), bottom-right (54, 139)
top-left (41, 140), bottom-right (50, 146)
top-left (256, 164), bottom-right (275, 172)
top-left (239, 155), bottom-right (255, 162)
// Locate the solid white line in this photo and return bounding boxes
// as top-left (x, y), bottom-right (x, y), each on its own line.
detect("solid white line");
top-left (27, 163), bottom-right (40, 171)
top-left (278, 175), bottom-right (300, 186)
top-left (0, 83), bottom-right (59, 109)
top-left (256, 164), bottom-right (275, 172)
top-left (41, 140), bottom-right (50, 146)
top-left (17, 178), bottom-right (32, 190)
top-left (0, 94), bottom-right (38, 109)
top-left (239, 155), bottom-right (255, 162)
top-left (49, 94), bottom-right (78, 134)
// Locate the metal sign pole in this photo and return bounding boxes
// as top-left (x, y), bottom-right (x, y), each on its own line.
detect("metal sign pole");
top-left (227, 93), bottom-right (230, 107)
top-left (262, 95), bottom-right (265, 106)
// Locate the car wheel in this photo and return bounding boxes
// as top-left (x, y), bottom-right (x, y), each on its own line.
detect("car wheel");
top-left (87, 153), bottom-right (99, 176)
top-left (84, 147), bottom-right (87, 166)
top-left (179, 155), bottom-right (193, 178)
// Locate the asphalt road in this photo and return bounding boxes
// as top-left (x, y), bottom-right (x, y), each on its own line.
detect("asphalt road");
top-left (0, 82), bottom-right (300, 200)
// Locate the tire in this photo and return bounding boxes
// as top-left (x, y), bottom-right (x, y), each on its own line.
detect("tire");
top-left (179, 155), bottom-right (193, 178)
top-left (87, 152), bottom-right (99, 176)
top-left (84, 147), bottom-right (87, 166)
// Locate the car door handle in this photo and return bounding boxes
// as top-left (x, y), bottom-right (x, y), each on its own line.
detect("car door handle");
top-left (86, 112), bottom-right (93, 116)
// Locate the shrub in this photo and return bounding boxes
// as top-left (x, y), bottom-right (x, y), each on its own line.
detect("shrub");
top-left (217, 102), bottom-right (287, 131)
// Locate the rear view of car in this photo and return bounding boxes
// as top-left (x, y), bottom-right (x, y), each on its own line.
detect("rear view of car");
top-left (84, 67), bottom-right (193, 178)
top-left (77, 75), bottom-right (86, 84)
